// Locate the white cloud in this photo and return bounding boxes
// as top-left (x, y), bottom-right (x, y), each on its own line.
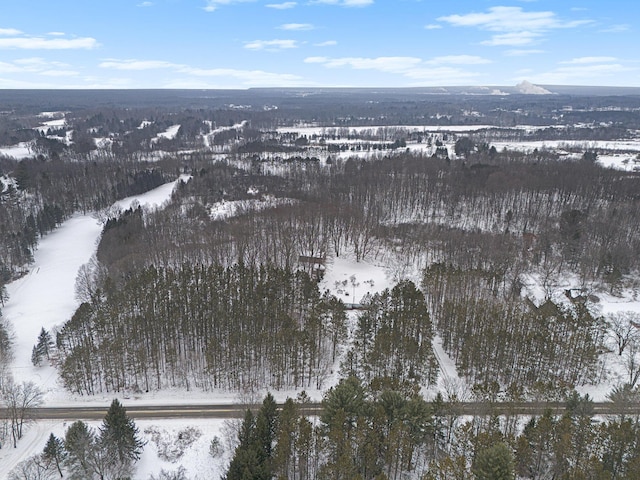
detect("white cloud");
top-left (314, 40), bottom-right (337, 47)
top-left (424, 24), bottom-right (442, 30)
top-left (505, 49), bottom-right (545, 56)
top-left (530, 63), bottom-right (634, 84)
top-left (47, 32), bottom-right (66, 36)
top-left (0, 28), bottom-right (23, 36)
top-left (39, 69), bottom-right (79, 77)
top-left (599, 24), bottom-right (629, 33)
top-left (99, 58), bottom-right (307, 87)
top-left (561, 56), bottom-right (618, 65)
top-left (439, 6), bottom-right (585, 31)
top-left (481, 31), bottom-right (542, 46)
top-left (279, 23), bottom-right (314, 31)
top-left (14, 57), bottom-right (68, 67)
top-left (403, 66), bottom-right (483, 84)
top-left (0, 57), bottom-right (79, 77)
top-left (266, 2), bottom-right (296, 8)
top-left (244, 39), bottom-right (299, 51)
top-left (438, 6), bottom-right (592, 46)
top-left (137, 1), bottom-right (154, 6)
top-left (99, 59), bottom-right (179, 70)
top-left (203, 0), bottom-right (255, 12)
top-left (305, 56), bottom-right (421, 72)
top-left (0, 36), bottom-right (98, 50)
top-left (426, 55), bottom-right (491, 65)
top-left (304, 55), bottom-right (486, 85)
top-left (176, 67), bottom-right (304, 85)
top-left (0, 61), bottom-right (23, 73)
top-left (311, 0), bottom-right (373, 7)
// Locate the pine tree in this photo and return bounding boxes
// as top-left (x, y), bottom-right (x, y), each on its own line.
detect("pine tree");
top-left (472, 442), bottom-right (515, 480)
top-left (255, 393), bottom-right (279, 463)
top-left (64, 420), bottom-right (95, 479)
top-left (43, 433), bottom-right (66, 478)
top-left (225, 409), bottom-right (260, 480)
top-left (99, 399), bottom-right (144, 466)
top-left (32, 327), bottom-right (53, 366)
top-left (31, 345), bottom-right (43, 367)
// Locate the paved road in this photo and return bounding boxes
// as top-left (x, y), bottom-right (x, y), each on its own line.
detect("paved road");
top-left (10, 401), bottom-right (640, 421)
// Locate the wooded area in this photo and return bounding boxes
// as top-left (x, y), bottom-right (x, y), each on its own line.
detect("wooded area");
top-left (1, 90), bottom-right (640, 478)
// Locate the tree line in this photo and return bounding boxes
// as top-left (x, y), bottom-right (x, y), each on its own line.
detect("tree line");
top-left (223, 386), bottom-right (640, 480)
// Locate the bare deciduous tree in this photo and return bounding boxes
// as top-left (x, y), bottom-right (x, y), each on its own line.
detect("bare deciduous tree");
top-left (607, 311), bottom-right (640, 356)
top-left (2, 379), bottom-right (43, 448)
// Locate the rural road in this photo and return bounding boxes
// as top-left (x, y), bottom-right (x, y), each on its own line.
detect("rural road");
top-left (10, 401), bottom-right (640, 421)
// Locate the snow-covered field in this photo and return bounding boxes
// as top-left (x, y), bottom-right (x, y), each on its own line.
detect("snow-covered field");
top-left (0, 142), bottom-right (33, 160)
top-left (153, 124), bottom-right (181, 142)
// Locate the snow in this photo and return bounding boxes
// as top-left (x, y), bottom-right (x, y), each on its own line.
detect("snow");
top-left (276, 124), bottom-right (496, 136)
top-left (203, 121), bottom-right (247, 148)
top-left (0, 142), bottom-right (33, 160)
top-left (2, 137), bottom-right (639, 475)
top-left (0, 419), bottom-right (62, 477)
top-left (497, 139), bottom-right (640, 153)
top-left (153, 124), bottom-right (181, 142)
top-left (1, 174), bottom-right (17, 193)
top-left (37, 111), bottom-right (66, 119)
top-left (209, 196), bottom-right (295, 221)
top-left (4, 214), bottom-right (103, 389)
top-left (597, 153), bottom-right (640, 171)
top-left (0, 176), bottom-right (210, 476)
top-left (321, 255), bottom-right (394, 306)
top-left (113, 175), bottom-right (191, 212)
top-left (137, 419), bottom-right (229, 480)
top-left (34, 118), bottom-right (67, 134)
top-left (0, 419), bottom-right (230, 480)
top-left (2, 176), bottom-right (190, 399)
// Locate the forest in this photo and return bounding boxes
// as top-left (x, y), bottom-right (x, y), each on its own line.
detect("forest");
top-left (1, 89), bottom-right (640, 478)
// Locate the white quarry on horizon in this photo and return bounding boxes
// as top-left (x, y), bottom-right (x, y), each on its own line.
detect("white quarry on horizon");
top-left (515, 80), bottom-right (553, 95)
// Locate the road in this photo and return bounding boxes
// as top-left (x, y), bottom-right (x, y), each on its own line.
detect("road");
top-left (8, 401), bottom-right (640, 421)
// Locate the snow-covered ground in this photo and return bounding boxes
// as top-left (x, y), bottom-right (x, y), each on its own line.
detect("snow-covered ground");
top-left (277, 124), bottom-right (495, 136)
top-left (0, 418), bottom-right (231, 480)
top-left (2, 141), bottom-right (639, 476)
top-left (493, 139), bottom-right (640, 154)
top-left (0, 176), bottom-right (209, 477)
top-left (33, 118), bottom-right (67, 135)
top-left (203, 121), bottom-right (247, 148)
top-left (153, 124), bottom-right (181, 142)
top-left (0, 142), bottom-right (33, 160)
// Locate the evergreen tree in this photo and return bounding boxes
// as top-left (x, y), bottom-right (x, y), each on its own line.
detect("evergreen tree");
top-left (473, 442), bottom-right (515, 480)
top-left (32, 328), bottom-right (53, 366)
top-left (99, 399), bottom-right (144, 466)
top-left (43, 433), bottom-right (66, 478)
top-left (254, 392), bottom-right (279, 478)
top-left (226, 394), bottom-right (281, 480)
top-left (225, 409), bottom-right (261, 480)
top-left (31, 345), bottom-right (43, 367)
top-left (273, 398), bottom-right (297, 479)
top-left (64, 420), bottom-right (95, 479)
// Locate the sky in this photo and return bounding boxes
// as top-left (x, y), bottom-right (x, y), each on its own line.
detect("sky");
top-left (0, 0), bottom-right (638, 89)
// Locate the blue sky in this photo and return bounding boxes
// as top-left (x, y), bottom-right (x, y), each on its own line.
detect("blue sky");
top-left (0, 0), bottom-right (638, 88)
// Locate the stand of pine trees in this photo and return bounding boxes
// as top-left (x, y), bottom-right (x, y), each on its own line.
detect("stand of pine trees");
top-left (57, 263), bottom-right (347, 394)
top-left (423, 263), bottom-right (606, 389)
top-left (342, 280), bottom-right (439, 386)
